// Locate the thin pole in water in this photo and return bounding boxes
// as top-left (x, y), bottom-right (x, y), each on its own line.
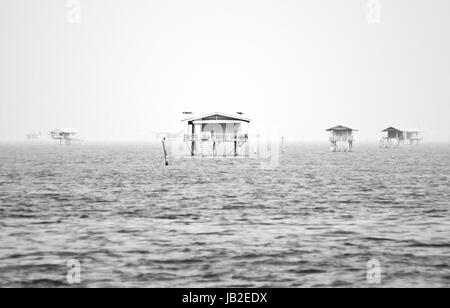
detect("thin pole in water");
top-left (254, 134), bottom-right (259, 156)
top-left (162, 137), bottom-right (169, 166)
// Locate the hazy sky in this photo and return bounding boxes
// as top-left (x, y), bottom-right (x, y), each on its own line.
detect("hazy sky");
top-left (1, 0), bottom-right (449, 141)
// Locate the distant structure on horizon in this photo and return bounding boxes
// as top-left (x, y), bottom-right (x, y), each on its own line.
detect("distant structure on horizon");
top-left (50, 129), bottom-right (79, 145)
top-left (326, 125), bottom-right (358, 152)
top-left (182, 112), bottom-right (250, 157)
top-left (26, 132), bottom-right (42, 140)
top-left (380, 127), bottom-right (422, 148)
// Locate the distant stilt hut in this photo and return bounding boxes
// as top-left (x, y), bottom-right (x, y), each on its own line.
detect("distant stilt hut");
top-left (326, 125), bottom-right (358, 152)
top-left (182, 112), bottom-right (250, 157)
top-left (50, 129), bottom-right (78, 145)
top-left (380, 127), bottom-right (422, 148)
top-left (26, 132), bottom-right (42, 140)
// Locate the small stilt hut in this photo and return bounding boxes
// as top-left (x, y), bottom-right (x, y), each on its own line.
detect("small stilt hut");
top-left (326, 125), bottom-right (358, 152)
top-left (380, 127), bottom-right (422, 148)
top-left (50, 129), bottom-right (78, 145)
top-left (182, 112), bottom-right (250, 157)
top-left (26, 132), bottom-right (42, 140)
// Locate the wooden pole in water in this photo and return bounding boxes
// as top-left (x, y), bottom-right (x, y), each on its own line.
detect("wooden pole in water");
top-left (254, 134), bottom-right (259, 156)
top-left (281, 137), bottom-right (285, 154)
top-left (162, 137), bottom-right (169, 166)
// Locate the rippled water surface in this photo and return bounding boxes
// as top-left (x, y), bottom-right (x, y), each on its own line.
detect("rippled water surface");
top-left (0, 143), bottom-right (449, 287)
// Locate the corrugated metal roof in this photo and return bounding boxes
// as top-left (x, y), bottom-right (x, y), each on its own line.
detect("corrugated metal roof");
top-left (51, 128), bottom-right (78, 134)
top-left (181, 112), bottom-right (251, 123)
top-left (382, 127), bottom-right (422, 133)
top-left (325, 125), bottom-right (358, 132)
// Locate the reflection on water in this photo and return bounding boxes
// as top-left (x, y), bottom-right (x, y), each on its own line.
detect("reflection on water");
top-left (0, 143), bottom-right (449, 287)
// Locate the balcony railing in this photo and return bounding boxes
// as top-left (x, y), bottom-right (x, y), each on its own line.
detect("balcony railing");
top-left (184, 133), bottom-right (248, 142)
top-left (330, 136), bottom-right (354, 142)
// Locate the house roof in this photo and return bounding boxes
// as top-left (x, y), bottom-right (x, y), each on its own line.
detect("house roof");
top-left (325, 125), bottom-right (358, 132)
top-left (181, 112), bottom-right (251, 123)
top-left (51, 128), bottom-right (78, 134)
top-left (382, 127), bottom-right (402, 132)
top-left (382, 127), bottom-right (422, 133)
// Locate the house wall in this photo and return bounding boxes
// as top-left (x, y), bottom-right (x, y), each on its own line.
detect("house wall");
top-left (332, 130), bottom-right (352, 137)
top-left (200, 123), bottom-right (242, 134)
top-left (407, 132), bottom-right (420, 139)
top-left (388, 130), bottom-right (400, 139)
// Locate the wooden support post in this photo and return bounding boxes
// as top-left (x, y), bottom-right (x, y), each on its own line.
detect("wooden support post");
top-left (191, 124), bottom-right (195, 156)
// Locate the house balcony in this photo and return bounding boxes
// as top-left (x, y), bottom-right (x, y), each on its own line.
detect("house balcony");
top-left (329, 136), bottom-right (354, 142)
top-left (184, 133), bottom-right (249, 142)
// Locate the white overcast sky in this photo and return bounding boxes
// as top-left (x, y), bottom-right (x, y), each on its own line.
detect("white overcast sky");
top-left (0, 0), bottom-right (449, 141)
